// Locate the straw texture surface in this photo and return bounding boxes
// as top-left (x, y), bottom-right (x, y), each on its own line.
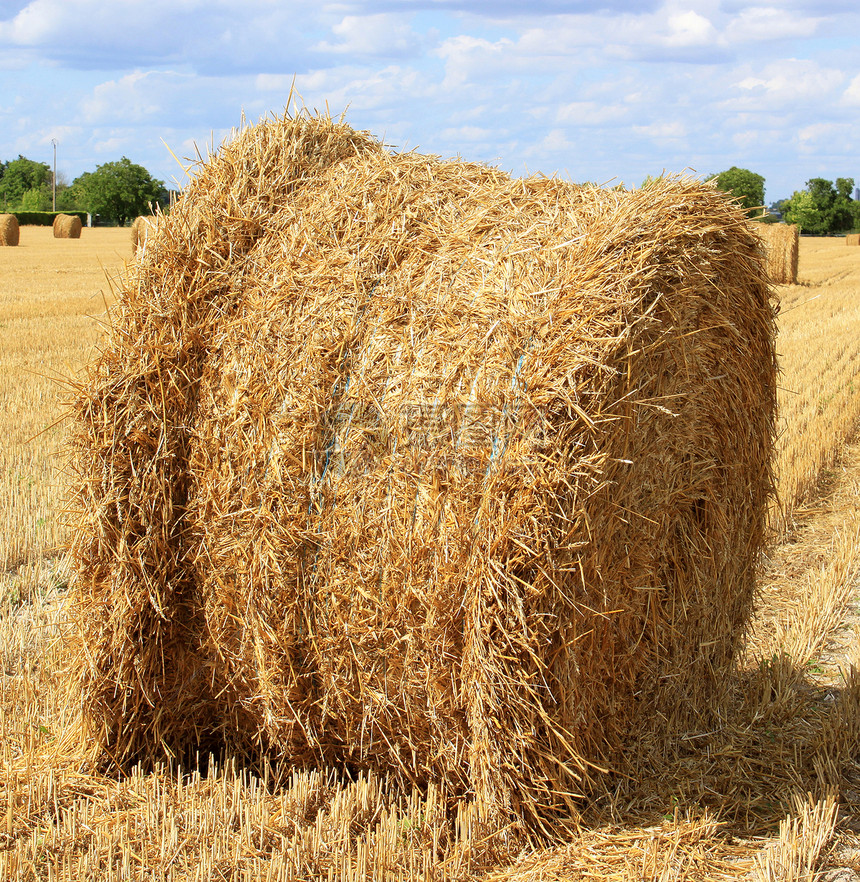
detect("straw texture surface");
top-left (130, 215), bottom-right (154, 252)
top-left (0, 213), bottom-right (19, 246)
top-left (847, 234), bottom-right (860, 246)
top-left (53, 213), bottom-right (82, 238)
top-left (756, 223), bottom-right (798, 284)
top-left (66, 111), bottom-right (778, 836)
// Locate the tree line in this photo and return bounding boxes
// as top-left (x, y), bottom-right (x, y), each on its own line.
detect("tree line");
top-left (710, 166), bottom-right (860, 234)
top-left (0, 155), bottom-right (169, 226)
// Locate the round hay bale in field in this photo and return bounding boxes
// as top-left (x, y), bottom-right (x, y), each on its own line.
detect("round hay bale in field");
top-left (755, 222), bottom-right (799, 284)
top-left (847, 234), bottom-right (860, 246)
top-left (130, 215), bottom-right (155, 253)
top-left (0, 214), bottom-right (19, 246)
top-left (53, 213), bottom-right (82, 238)
top-left (66, 111), bottom-right (777, 835)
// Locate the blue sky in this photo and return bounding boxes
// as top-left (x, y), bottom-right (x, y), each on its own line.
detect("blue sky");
top-left (1, 1), bottom-right (859, 203)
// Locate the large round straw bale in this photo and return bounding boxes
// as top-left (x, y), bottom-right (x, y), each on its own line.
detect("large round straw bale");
top-left (755, 222), bottom-right (799, 284)
top-left (66, 112), bottom-right (777, 835)
top-left (0, 214), bottom-right (19, 246)
top-left (847, 234), bottom-right (860, 246)
top-left (53, 213), bottom-right (82, 238)
top-left (130, 215), bottom-right (155, 253)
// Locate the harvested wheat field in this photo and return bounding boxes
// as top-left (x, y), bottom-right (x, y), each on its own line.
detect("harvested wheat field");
top-left (1, 117), bottom-right (860, 880)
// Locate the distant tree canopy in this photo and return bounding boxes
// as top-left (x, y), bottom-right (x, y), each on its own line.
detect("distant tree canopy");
top-left (711, 167), bottom-right (766, 217)
top-left (71, 157), bottom-right (165, 226)
top-left (782, 177), bottom-right (859, 234)
top-left (782, 190), bottom-right (822, 234)
top-left (19, 185), bottom-right (52, 211)
top-left (0, 155), bottom-right (52, 209)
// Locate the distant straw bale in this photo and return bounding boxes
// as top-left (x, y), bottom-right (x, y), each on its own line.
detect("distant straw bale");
top-left (0, 214), bottom-right (19, 246)
top-left (847, 234), bottom-right (860, 246)
top-left (66, 111), bottom-right (778, 837)
top-left (53, 214), bottom-right (82, 239)
top-left (130, 215), bottom-right (155, 253)
top-left (755, 222), bottom-right (799, 284)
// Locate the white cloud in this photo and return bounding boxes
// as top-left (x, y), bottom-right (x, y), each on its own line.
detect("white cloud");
top-left (796, 121), bottom-right (841, 152)
top-left (77, 69), bottom-right (247, 132)
top-left (2, 1), bottom-right (860, 205)
top-left (0, 0), bottom-right (60, 43)
top-left (725, 6), bottom-right (821, 42)
top-left (556, 101), bottom-right (628, 126)
top-left (843, 73), bottom-right (860, 105)
top-left (93, 135), bottom-right (129, 156)
top-left (435, 35), bottom-right (518, 88)
top-left (315, 13), bottom-right (420, 56)
top-left (664, 11), bottom-right (718, 48)
top-left (506, 3), bottom-right (834, 66)
top-left (476, 7), bottom-right (726, 67)
top-left (294, 64), bottom-right (434, 115)
top-left (633, 120), bottom-right (687, 141)
top-left (256, 74), bottom-right (299, 93)
top-left (0, 0), bottom-right (326, 73)
top-left (517, 19), bottom-right (605, 55)
top-left (0, 1), bottom-right (179, 56)
top-left (538, 128), bottom-right (574, 153)
top-left (81, 72), bottom-right (167, 124)
top-left (440, 125), bottom-right (492, 141)
top-left (733, 59), bottom-right (844, 109)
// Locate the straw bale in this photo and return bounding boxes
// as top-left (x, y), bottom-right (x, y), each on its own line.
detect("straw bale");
top-left (53, 213), bottom-right (82, 239)
top-left (130, 215), bottom-right (154, 252)
top-left (847, 234), bottom-right (860, 246)
top-left (0, 213), bottom-right (19, 246)
top-left (754, 222), bottom-right (798, 284)
top-left (66, 111), bottom-right (777, 836)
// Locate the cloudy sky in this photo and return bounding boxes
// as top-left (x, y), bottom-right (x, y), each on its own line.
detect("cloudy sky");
top-left (1, 0), bottom-right (859, 203)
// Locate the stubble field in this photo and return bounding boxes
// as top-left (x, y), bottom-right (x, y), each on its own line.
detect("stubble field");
top-left (1, 226), bottom-right (860, 879)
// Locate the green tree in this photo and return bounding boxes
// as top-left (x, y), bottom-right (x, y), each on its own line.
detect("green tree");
top-left (0, 155), bottom-right (52, 209)
top-left (832, 177), bottom-right (855, 232)
top-left (711, 167), bottom-right (766, 217)
top-left (56, 185), bottom-right (80, 211)
top-left (19, 185), bottom-right (52, 211)
top-left (851, 196), bottom-right (860, 232)
top-left (806, 177), bottom-right (836, 232)
top-left (72, 157), bottom-right (164, 225)
top-left (783, 177), bottom-right (856, 234)
top-left (836, 177), bottom-right (854, 200)
top-left (783, 189), bottom-right (822, 234)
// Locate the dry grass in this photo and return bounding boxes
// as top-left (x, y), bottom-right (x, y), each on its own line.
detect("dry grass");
top-left (2, 223), bottom-right (860, 878)
top-left (0, 227), bottom-right (123, 587)
top-left (773, 236), bottom-right (860, 529)
top-left (750, 439), bottom-right (860, 668)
